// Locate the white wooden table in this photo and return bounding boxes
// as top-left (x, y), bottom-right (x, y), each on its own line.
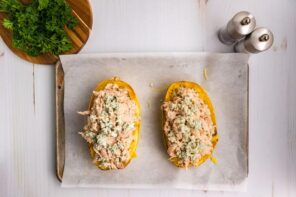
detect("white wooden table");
top-left (1, 0), bottom-right (295, 196)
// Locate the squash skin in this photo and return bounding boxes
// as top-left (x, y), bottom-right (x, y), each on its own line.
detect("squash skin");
top-left (162, 81), bottom-right (218, 168)
top-left (88, 78), bottom-right (141, 170)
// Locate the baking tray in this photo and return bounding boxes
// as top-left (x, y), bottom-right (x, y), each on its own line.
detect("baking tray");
top-left (55, 54), bottom-right (249, 184)
top-left (56, 61), bottom-right (65, 182)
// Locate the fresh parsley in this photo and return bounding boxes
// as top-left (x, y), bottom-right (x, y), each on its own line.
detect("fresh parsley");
top-left (0, 0), bottom-right (78, 56)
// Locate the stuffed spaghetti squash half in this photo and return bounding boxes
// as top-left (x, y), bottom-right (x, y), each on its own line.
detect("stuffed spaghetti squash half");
top-left (161, 81), bottom-right (218, 168)
top-left (79, 77), bottom-right (141, 170)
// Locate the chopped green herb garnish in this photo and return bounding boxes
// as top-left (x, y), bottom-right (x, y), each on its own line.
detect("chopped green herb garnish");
top-left (0, 0), bottom-right (78, 56)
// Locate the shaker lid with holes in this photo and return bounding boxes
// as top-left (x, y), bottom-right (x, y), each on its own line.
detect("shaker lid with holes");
top-left (227, 11), bottom-right (256, 39)
top-left (244, 27), bottom-right (274, 53)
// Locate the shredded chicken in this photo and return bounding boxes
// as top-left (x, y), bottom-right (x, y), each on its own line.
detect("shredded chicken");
top-left (162, 86), bottom-right (215, 168)
top-left (79, 83), bottom-right (138, 169)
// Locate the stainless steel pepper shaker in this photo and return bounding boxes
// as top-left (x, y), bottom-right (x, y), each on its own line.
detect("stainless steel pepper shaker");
top-left (218, 11), bottom-right (256, 45)
top-left (234, 27), bottom-right (274, 54)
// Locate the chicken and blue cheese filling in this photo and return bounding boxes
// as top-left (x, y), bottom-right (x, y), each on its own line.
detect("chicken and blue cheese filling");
top-left (79, 83), bottom-right (138, 169)
top-left (162, 86), bottom-right (215, 168)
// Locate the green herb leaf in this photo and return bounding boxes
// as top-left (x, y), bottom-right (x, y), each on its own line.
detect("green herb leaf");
top-left (3, 18), bottom-right (13, 30)
top-left (38, 0), bottom-right (49, 10)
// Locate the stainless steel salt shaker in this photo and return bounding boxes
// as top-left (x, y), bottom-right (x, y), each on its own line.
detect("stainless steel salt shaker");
top-left (234, 27), bottom-right (274, 54)
top-left (218, 11), bottom-right (256, 45)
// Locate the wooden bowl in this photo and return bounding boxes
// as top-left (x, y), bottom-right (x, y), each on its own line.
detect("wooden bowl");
top-left (0, 0), bottom-right (93, 65)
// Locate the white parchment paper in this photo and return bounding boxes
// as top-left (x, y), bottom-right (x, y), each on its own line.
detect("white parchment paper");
top-left (60, 53), bottom-right (249, 191)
